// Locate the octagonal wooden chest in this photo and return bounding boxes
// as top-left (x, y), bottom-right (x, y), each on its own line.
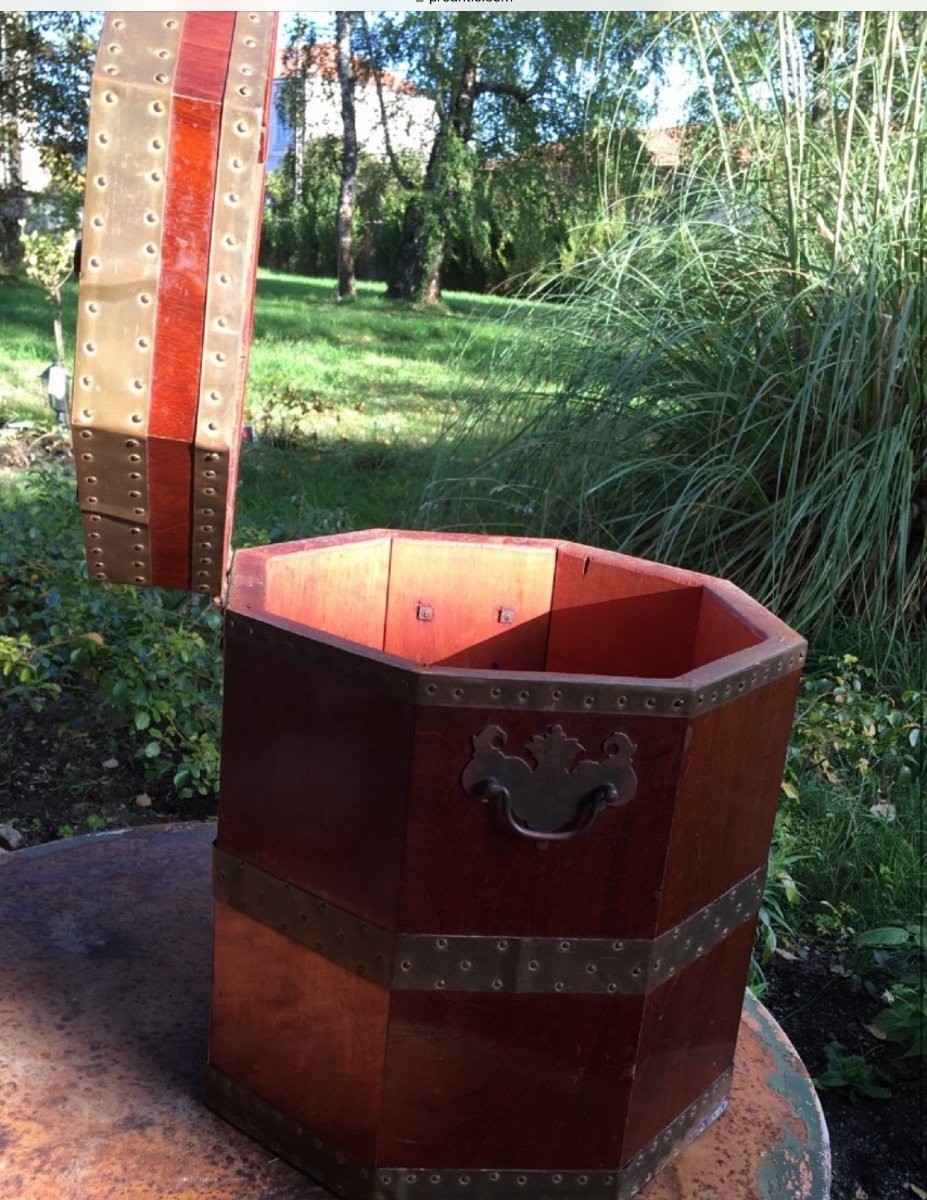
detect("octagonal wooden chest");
top-left (204, 531), bottom-right (805, 1199)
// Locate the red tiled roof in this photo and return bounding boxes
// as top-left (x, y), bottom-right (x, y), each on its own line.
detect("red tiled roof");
top-left (275, 41), bottom-right (417, 95)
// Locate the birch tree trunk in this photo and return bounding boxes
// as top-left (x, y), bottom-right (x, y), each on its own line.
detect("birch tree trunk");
top-left (335, 11), bottom-right (358, 301)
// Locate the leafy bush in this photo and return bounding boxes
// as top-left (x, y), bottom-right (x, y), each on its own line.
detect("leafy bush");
top-left (814, 1040), bottom-right (892, 1100)
top-left (772, 651), bottom-right (923, 935)
top-left (853, 923), bottom-right (927, 1057)
top-left (0, 469), bottom-right (222, 800)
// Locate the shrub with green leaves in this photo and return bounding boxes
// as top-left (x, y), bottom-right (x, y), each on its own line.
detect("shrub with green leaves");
top-left (772, 651), bottom-right (923, 936)
top-left (853, 923), bottom-right (927, 1057)
top-left (0, 469), bottom-right (222, 800)
top-left (814, 1040), bottom-right (892, 1100)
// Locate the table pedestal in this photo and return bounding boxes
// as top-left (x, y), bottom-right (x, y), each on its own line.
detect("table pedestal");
top-left (0, 825), bottom-right (830, 1199)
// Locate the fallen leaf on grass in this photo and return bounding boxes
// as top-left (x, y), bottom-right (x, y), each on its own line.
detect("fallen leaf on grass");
top-left (864, 1023), bottom-right (887, 1041)
top-left (134, 793), bottom-right (152, 808)
top-left (775, 948), bottom-right (799, 961)
top-left (102, 758), bottom-right (119, 770)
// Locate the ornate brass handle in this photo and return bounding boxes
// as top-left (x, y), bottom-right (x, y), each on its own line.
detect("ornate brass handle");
top-left (462, 724), bottom-right (637, 842)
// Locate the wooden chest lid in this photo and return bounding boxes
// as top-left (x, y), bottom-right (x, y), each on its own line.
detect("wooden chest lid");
top-left (70, 10), bottom-right (278, 597)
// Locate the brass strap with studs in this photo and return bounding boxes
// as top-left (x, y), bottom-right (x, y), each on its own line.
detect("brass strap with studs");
top-left (213, 847), bottom-right (764, 996)
top-left (72, 11), bottom-right (183, 585)
top-left (223, 612), bottom-right (805, 719)
top-left (204, 1063), bottom-right (732, 1200)
top-left (191, 11), bottom-right (275, 597)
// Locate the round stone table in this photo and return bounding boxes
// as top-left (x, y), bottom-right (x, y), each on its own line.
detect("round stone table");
top-left (0, 824), bottom-right (830, 1200)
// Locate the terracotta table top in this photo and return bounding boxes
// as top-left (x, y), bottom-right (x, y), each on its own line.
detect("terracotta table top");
top-left (0, 824), bottom-right (830, 1200)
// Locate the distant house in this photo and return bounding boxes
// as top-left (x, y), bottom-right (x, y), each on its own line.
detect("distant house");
top-left (267, 42), bottom-right (437, 172)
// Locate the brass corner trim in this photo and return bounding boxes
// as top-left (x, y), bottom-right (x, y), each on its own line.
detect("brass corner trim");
top-left (213, 846), bottom-right (764, 997)
top-left (203, 1064), bottom-right (732, 1200)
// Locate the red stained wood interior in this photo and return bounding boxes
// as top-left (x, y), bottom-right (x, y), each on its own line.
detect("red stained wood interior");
top-left (547, 547), bottom-right (702, 679)
top-left (378, 991), bottom-right (642, 1170)
top-left (263, 538), bottom-right (392, 647)
top-left (217, 620), bottom-right (415, 927)
top-left (383, 539), bottom-right (556, 669)
top-left (148, 13), bottom-right (235, 589)
top-left (621, 921), bottom-right (755, 1160)
top-left (656, 672), bottom-right (801, 931)
top-left (208, 902), bottom-right (389, 1163)
top-left (251, 536), bottom-right (768, 681)
top-left (396, 704), bottom-right (687, 939)
top-left (690, 587), bottom-right (764, 669)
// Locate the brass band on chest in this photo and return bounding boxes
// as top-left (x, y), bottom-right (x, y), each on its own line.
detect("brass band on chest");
top-left (204, 1063), bottom-right (731, 1200)
top-left (224, 612), bottom-right (805, 719)
top-left (213, 847), bottom-right (764, 996)
top-left (72, 12), bottom-right (182, 584)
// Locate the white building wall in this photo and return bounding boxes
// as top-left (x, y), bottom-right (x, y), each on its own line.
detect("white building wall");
top-left (267, 72), bottom-right (437, 173)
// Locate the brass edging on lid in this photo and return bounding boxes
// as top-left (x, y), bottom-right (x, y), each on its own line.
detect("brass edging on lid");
top-left (203, 1063), bottom-right (732, 1200)
top-left (213, 847), bottom-right (764, 997)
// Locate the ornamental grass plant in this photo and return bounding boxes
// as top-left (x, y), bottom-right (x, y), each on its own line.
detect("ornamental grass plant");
top-left (424, 12), bottom-right (926, 643)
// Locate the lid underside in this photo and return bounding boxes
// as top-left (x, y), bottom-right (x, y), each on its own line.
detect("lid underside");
top-left (70, 10), bottom-right (277, 596)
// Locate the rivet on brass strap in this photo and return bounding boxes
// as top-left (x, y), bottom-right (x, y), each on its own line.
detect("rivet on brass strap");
top-left (213, 846), bottom-right (764, 997)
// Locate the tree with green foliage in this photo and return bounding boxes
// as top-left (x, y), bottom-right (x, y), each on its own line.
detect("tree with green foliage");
top-left (360, 11), bottom-right (667, 302)
top-left (0, 11), bottom-right (98, 270)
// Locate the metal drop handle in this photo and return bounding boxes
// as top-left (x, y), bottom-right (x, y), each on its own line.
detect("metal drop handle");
top-left (462, 724), bottom-right (637, 842)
